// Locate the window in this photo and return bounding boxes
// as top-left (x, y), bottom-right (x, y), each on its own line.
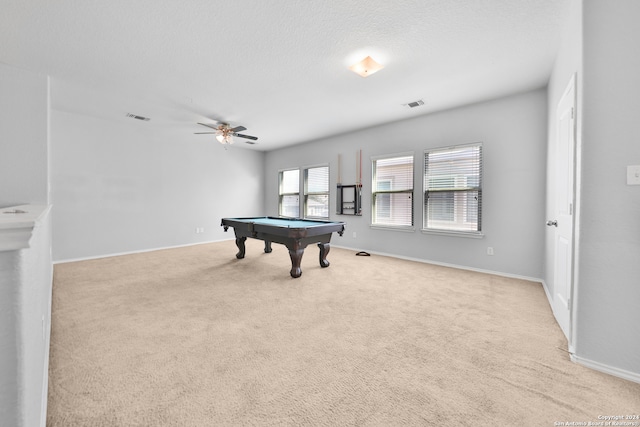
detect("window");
top-left (279, 169), bottom-right (299, 217)
top-left (304, 166), bottom-right (329, 219)
top-left (423, 143), bottom-right (482, 234)
top-left (372, 154), bottom-right (414, 228)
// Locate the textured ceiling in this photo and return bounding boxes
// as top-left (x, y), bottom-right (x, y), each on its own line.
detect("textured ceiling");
top-left (0, 0), bottom-right (570, 151)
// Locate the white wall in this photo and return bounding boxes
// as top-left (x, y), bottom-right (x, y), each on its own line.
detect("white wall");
top-left (0, 62), bottom-right (49, 207)
top-left (51, 106), bottom-right (265, 262)
top-left (0, 215), bottom-right (52, 427)
top-left (16, 210), bottom-right (53, 427)
top-left (572, 0), bottom-right (640, 379)
top-left (265, 89), bottom-right (548, 280)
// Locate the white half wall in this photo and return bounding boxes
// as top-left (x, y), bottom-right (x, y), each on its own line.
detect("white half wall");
top-left (265, 89), bottom-right (548, 280)
top-left (0, 206), bottom-right (53, 427)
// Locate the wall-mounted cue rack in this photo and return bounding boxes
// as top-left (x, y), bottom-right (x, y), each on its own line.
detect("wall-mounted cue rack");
top-left (336, 184), bottom-right (362, 216)
top-left (336, 150), bottom-right (363, 216)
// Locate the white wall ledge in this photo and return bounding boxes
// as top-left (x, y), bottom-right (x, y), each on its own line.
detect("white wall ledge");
top-left (0, 205), bottom-right (51, 252)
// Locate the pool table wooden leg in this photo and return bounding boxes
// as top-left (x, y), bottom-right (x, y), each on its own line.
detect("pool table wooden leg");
top-left (288, 248), bottom-right (304, 278)
top-left (318, 243), bottom-right (330, 267)
top-left (235, 237), bottom-right (246, 259)
top-left (264, 241), bottom-right (272, 253)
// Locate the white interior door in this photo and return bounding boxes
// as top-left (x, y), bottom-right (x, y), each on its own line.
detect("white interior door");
top-left (549, 75), bottom-right (576, 340)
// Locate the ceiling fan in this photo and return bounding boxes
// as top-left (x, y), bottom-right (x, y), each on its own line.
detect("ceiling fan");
top-left (195, 122), bottom-right (258, 146)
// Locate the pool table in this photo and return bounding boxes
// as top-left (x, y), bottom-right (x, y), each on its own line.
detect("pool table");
top-left (221, 217), bottom-right (345, 278)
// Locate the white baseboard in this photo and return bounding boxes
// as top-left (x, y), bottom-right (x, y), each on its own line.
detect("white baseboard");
top-left (540, 282), bottom-right (638, 384)
top-left (571, 354), bottom-right (640, 385)
top-left (53, 238), bottom-right (233, 265)
top-left (540, 279), bottom-right (553, 304)
top-left (332, 244), bottom-right (543, 284)
top-left (57, 240), bottom-right (542, 284)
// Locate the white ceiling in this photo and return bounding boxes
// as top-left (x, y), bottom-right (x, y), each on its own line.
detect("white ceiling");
top-left (1, 0), bottom-right (569, 151)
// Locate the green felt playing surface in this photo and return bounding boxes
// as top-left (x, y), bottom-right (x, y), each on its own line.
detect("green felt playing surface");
top-left (245, 217), bottom-right (333, 228)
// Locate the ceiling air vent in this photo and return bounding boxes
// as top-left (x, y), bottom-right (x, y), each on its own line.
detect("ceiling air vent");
top-left (125, 113), bottom-right (150, 121)
top-left (403, 100), bottom-right (424, 109)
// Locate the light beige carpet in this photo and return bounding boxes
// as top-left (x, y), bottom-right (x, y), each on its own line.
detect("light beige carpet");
top-left (48, 239), bottom-right (640, 426)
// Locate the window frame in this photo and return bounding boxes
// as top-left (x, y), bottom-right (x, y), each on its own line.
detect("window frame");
top-left (303, 164), bottom-right (330, 219)
top-left (278, 168), bottom-right (300, 218)
top-left (370, 152), bottom-right (415, 231)
top-left (422, 143), bottom-right (483, 238)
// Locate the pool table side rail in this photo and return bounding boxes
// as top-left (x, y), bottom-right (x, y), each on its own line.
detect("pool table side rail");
top-left (221, 217), bottom-right (345, 232)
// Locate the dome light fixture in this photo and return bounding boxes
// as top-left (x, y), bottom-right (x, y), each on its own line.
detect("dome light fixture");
top-left (348, 56), bottom-right (384, 77)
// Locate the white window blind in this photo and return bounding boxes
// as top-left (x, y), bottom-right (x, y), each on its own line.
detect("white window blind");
top-left (279, 169), bottom-right (300, 218)
top-left (372, 155), bottom-right (414, 227)
top-left (423, 144), bottom-right (482, 233)
top-left (304, 166), bottom-right (329, 219)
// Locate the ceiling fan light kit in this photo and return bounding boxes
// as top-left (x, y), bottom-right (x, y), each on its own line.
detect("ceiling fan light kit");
top-left (349, 55), bottom-right (384, 77)
top-left (195, 122), bottom-right (258, 148)
top-left (216, 134), bottom-right (233, 145)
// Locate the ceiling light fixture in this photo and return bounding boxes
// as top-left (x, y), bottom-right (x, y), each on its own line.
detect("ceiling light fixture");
top-left (349, 56), bottom-right (384, 77)
top-left (216, 132), bottom-right (234, 146)
top-left (213, 124), bottom-right (235, 146)
top-left (195, 122), bottom-right (258, 148)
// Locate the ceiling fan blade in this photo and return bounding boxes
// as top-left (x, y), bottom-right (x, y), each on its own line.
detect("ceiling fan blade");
top-left (194, 132), bottom-right (217, 134)
top-left (233, 133), bottom-right (258, 141)
top-left (197, 122), bottom-right (220, 130)
top-left (230, 125), bottom-right (247, 132)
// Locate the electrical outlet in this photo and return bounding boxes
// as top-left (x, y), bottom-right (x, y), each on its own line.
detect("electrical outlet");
top-left (195, 227), bottom-right (205, 234)
top-left (487, 247), bottom-right (494, 256)
top-left (352, 231), bottom-right (357, 238)
top-left (627, 165), bottom-right (640, 185)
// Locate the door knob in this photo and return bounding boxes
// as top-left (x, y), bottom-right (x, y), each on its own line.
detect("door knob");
top-left (546, 220), bottom-right (558, 227)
